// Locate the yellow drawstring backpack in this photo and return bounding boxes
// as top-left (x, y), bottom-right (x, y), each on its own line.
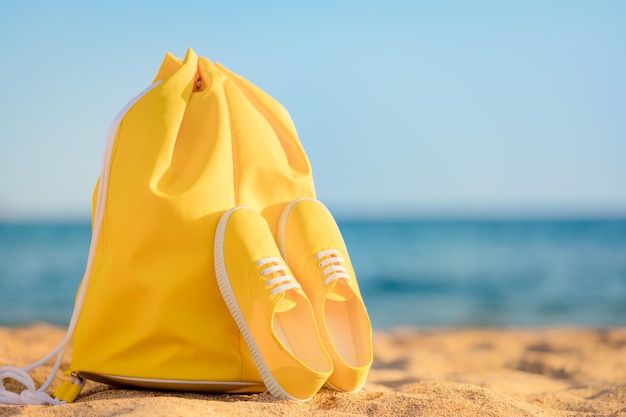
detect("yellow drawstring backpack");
top-left (0, 48), bottom-right (315, 405)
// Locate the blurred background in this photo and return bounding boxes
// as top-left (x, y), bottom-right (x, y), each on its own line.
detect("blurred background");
top-left (1, 1), bottom-right (624, 328)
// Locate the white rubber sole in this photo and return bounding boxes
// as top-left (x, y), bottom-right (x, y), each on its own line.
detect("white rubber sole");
top-left (214, 207), bottom-right (311, 402)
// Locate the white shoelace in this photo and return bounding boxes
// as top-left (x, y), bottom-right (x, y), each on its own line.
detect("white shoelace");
top-left (256, 257), bottom-right (301, 295)
top-left (315, 249), bottom-right (351, 285)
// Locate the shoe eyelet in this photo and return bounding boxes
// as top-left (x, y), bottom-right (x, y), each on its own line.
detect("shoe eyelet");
top-left (256, 260), bottom-right (263, 266)
top-left (318, 262), bottom-right (323, 267)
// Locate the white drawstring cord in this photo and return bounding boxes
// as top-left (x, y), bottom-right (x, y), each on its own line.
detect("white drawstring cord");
top-left (0, 297), bottom-right (81, 404)
top-left (0, 81), bottom-right (162, 406)
top-left (0, 347), bottom-right (69, 405)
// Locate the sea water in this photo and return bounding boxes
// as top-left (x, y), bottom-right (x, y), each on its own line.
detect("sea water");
top-left (0, 219), bottom-right (625, 329)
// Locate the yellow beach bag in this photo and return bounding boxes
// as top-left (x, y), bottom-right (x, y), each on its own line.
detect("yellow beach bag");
top-left (0, 48), bottom-right (315, 405)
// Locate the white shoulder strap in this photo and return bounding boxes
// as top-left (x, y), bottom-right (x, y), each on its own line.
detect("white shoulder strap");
top-left (0, 81), bottom-right (161, 405)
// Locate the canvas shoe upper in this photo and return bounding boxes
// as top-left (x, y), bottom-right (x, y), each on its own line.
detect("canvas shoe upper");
top-left (214, 207), bottom-right (332, 402)
top-left (277, 198), bottom-right (373, 393)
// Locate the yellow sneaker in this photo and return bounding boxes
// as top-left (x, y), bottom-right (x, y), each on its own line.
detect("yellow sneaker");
top-left (277, 198), bottom-right (373, 392)
top-left (214, 207), bottom-right (333, 402)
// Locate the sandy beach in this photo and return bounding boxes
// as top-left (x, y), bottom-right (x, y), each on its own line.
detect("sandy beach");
top-left (0, 324), bottom-right (625, 416)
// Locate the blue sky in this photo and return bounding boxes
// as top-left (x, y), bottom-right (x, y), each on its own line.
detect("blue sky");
top-left (0, 1), bottom-right (624, 220)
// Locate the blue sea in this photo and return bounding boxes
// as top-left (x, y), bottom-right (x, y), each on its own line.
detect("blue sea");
top-left (0, 219), bottom-right (625, 329)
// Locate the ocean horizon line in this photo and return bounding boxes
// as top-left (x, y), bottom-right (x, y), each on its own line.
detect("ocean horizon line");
top-left (2, 213), bottom-right (626, 225)
top-left (3, 199), bottom-right (626, 224)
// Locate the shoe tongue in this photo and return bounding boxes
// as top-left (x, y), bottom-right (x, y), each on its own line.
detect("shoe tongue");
top-left (327, 280), bottom-right (355, 302)
top-left (274, 292), bottom-right (299, 313)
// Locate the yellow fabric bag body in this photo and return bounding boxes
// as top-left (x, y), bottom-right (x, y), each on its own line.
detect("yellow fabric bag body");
top-left (69, 48), bottom-right (315, 392)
